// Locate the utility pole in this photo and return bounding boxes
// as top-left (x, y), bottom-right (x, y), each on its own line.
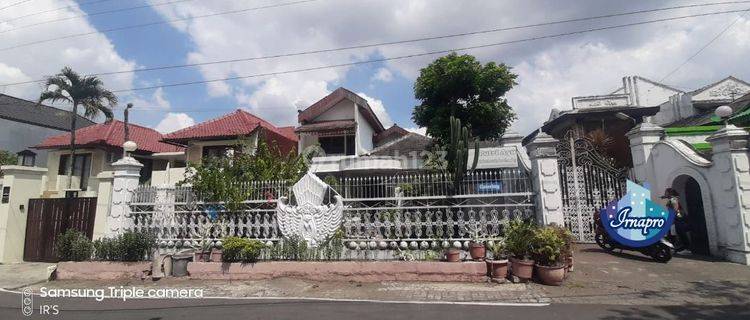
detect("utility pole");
top-left (123, 103), bottom-right (133, 158)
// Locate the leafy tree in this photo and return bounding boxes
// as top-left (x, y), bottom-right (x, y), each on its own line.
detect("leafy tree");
top-left (412, 53), bottom-right (517, 143)
top-left (37, 67), bottom-right (117, 189)
top-left (180, 137), bottom-right (308, 210)
top-left (0, 150), bottom-right (16, 176)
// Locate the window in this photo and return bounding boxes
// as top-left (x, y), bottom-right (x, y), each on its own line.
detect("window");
top-left (57, 154), bottom-right (92, 190)
top-left (16, 150), bottom-right (36, 167)
top-left (319, 135), bottom-right (355, 156)
top-left (202, 146), bottom-right (235, 161)
top-left (1, 186), bottom-right (9, 204)
top-left (106, 151), bottom-right (122, 163)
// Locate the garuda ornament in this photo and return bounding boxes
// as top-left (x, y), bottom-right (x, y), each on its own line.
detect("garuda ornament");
top-left (276, 171), bottom-right (343, 246)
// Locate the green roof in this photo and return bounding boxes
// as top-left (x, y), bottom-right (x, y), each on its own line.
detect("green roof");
top-left (664, 125), bottom-right (721, 136)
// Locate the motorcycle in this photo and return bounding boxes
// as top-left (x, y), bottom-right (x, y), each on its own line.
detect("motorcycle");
top-left (593, 211), bottom-right (674, 263)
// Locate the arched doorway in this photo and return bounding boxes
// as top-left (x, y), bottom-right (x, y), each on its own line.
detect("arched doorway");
top-left (672, 175), bottom-right (710, 255)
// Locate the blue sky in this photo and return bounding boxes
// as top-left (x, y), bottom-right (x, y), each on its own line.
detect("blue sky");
top-left (1, 0), bottom-right (749, 136)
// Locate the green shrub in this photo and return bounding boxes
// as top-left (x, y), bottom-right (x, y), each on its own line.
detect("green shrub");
top-left (221, 237), bottom-right (265, 262)
top-left (92, 231), bottom-right (156, 261)
top-left (532, 227), bottom-right (565, 266)
top-left (282, 235), bottom-right (308, 261)
top-left (504, 218), bottom-right (537, 260)
top-left (56, 229), bottom-right (93, 261)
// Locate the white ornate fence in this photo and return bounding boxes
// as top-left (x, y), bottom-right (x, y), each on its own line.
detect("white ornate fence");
top-left (129, 169), bottom-right (535, 257)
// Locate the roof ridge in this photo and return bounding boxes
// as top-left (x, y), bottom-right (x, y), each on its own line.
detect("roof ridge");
top-left (164, 108), bottom-right (244, 137)
top-left (0, 93), bottom-right (96, 125)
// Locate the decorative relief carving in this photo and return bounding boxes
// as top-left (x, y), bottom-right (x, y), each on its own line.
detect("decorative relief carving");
top-left (276, 171), bottom-right (343, 246)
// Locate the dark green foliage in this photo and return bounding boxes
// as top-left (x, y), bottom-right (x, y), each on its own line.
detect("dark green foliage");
top-left (412, 53), bottom-right (517, 144)
top-left (446, 116), bottom-right (479, 188)
top-left (532, 227), bottom-right (565, 266)
top-left (92, 231), bottom-right (156, 261)
top-left (504, 218), bottom-right (537, 260)
top-left (56, 229), bottom-right (93, 261)
top-left (0, 149), bottom-right (16, 177)
top-left (222, 237), bottom-right (266, 262)
top-left (180, 139), bottom-right (308, 211)
top-left (281, 235), bottom-right (308, 261)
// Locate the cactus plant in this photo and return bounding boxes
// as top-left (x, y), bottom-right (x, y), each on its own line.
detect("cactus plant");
top-left (446, 116), bottom-right (479, 189)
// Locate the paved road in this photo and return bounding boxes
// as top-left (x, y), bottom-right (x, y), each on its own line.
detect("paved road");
top-left (2, 291), bottom-right (748, 320)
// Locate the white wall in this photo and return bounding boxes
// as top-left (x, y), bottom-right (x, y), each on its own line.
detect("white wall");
top-left (355, 104), bottom-right (375, 154)
top-left (0, 166), bottom-right (47, 263)
top-left (314, 100), bottom-right (354, 121)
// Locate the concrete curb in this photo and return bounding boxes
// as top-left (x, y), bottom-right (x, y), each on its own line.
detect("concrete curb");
top-left (56, 262), bottom-right (151, 280)
top-left (187, 261), bottom-right (488, 282)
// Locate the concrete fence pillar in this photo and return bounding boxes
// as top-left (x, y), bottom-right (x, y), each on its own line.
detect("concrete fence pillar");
top-left (0, 166), bottom-right (47, 263)
top-left (626, 123), bottom-right (664, 184)
top-left (526, 133), bottom-right (564, 226)
top-left (706, 125), bottom-right (750, 265)
top-left (105, 157), bottom-right (143, 238)
top-left (92, 171), bottom-right (114, 240)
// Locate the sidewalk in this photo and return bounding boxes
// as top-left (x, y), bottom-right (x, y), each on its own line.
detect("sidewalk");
top-left (19, 244), bottom-right (750, 305)
top-left (0, 262), bottom-right (54, 290)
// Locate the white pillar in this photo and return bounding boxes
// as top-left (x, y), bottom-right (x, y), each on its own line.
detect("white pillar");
top-left (706, 125), bottom-right (750, 265)
top-left (626, 122), bottom-right (664, 184)
top-left (526, 133), bottom-right (564, 226)
top-left (106, 157), bottom-right (143, 238)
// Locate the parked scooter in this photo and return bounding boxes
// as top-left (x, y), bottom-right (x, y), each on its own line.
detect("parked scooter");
top-left (593, 211), bottom-right (674, 263)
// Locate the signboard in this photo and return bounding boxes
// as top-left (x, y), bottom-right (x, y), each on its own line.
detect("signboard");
top-left (572, 94), bottom-right (630, 109)
top-left (599, 180), bottom-right (675, 247)
top-left (467, 147), bottom-right (518, 169)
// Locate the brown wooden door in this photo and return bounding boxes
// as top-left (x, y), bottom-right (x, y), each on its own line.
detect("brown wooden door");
top-left (23, 197), bottom-right (98, 262)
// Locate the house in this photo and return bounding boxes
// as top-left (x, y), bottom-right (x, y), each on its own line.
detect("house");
top-left (0, 94), bottom-right (95, 168)
top-left (299, 88), bottom-right (528, 176)
top-left (35, 120), bottom-right (183, 197)
top-left (161, 109), bottom-right (298, 166)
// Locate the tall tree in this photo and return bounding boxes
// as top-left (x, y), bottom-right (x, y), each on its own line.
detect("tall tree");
top-left (38, 67), bottom-right (117, 189)
top-left (412, 53), bottom-right (517, 143)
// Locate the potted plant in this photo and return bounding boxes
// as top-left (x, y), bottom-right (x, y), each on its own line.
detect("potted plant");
top-left (445, 247), bottom-right (461, 262)
top-left (552, 225), bottom-right (575, 273)
top-left (486, 242), bottom-right (509, 281)
top-left (466, 223), bottom-right (486, 261)
top-left (505, 218), bottom-right (537, 281)
top-left (532, 226), bottom-right (566, 286)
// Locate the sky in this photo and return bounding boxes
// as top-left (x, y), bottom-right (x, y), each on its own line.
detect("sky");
top-left (0, 0), bottom-right (749, 137)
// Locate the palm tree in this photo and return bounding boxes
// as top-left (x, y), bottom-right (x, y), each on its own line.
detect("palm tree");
top-left (38, 67), bottom-right (117, 189)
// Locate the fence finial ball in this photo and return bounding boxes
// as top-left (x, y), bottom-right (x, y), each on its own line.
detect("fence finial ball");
top-left (715, 105), bottom-right (733, 119)
top-left (123, 140), bottom-right (138, 152)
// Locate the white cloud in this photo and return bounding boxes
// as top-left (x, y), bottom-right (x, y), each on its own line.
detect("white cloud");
top-left (371, 68), bottom-right (393, 83)
top-left (0, 0), bottom-right (135, 103)
top-left (155, 113), bottom-right (195, 133)
top-left (131, 88), bottom-right (171, 110)
top-left (357, 92), bottom-right (393, 128)
top-left (148, 0), bottom-right (750, 135)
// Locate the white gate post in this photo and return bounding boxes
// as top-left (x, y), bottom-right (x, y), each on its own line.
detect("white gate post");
top-left (526, 132), bottom-right (564, 226)
top-left (106, 156), bottom-right (143, 238)
top-left (706, 125), bottom-right (750, 265)
top-left (626, 122), bottom-right (664, 184)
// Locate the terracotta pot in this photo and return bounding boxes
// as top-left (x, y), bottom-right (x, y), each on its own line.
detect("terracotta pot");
top-left (486, 259), bottom-right (509, 279)
top-left (193, 251), bottom-right (210, 262)
top-left (445, 249), bottom-right (461, 262)
top-left (536, 264), bottom-right (566, 286)
top-left (510, 257), bottom-right (535, 280)
top-left (210, 248), bottom-right (223, 262)
top-left (468, 243), bottom-right (486, 261)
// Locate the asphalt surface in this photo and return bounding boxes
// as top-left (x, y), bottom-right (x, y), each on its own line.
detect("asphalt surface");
top-left (2, 290), bottom-right (748, 320)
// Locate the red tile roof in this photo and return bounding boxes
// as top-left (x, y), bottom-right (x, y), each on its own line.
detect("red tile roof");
top-left (36, 120), bottom-right (183, 153)
top-left (277, 126), bottom-right (298, 141)
top-left (298, 87), bottom-right (385, 133)
top-left (162, 109), bottom-right (298, 155)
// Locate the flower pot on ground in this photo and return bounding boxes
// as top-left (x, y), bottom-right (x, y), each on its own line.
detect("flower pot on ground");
top-left (532, 226), bottom-right (567, 286)
top-left (445, 248), bottom-right (461, 262)
top-left (504, 218), bottom-right (537, 280)
top-left (210, 248), bottom-right (223, 262)
top-left (468, 242), bottom-right (486, 261)
top-left (552, 225), bottom-right (575, 273)
top-left (486, 242), bottom-right (509, 280)
top-left (536, 264), bottom-right (565, 286)
top-left (193, 251), bottom-right (210, 262)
